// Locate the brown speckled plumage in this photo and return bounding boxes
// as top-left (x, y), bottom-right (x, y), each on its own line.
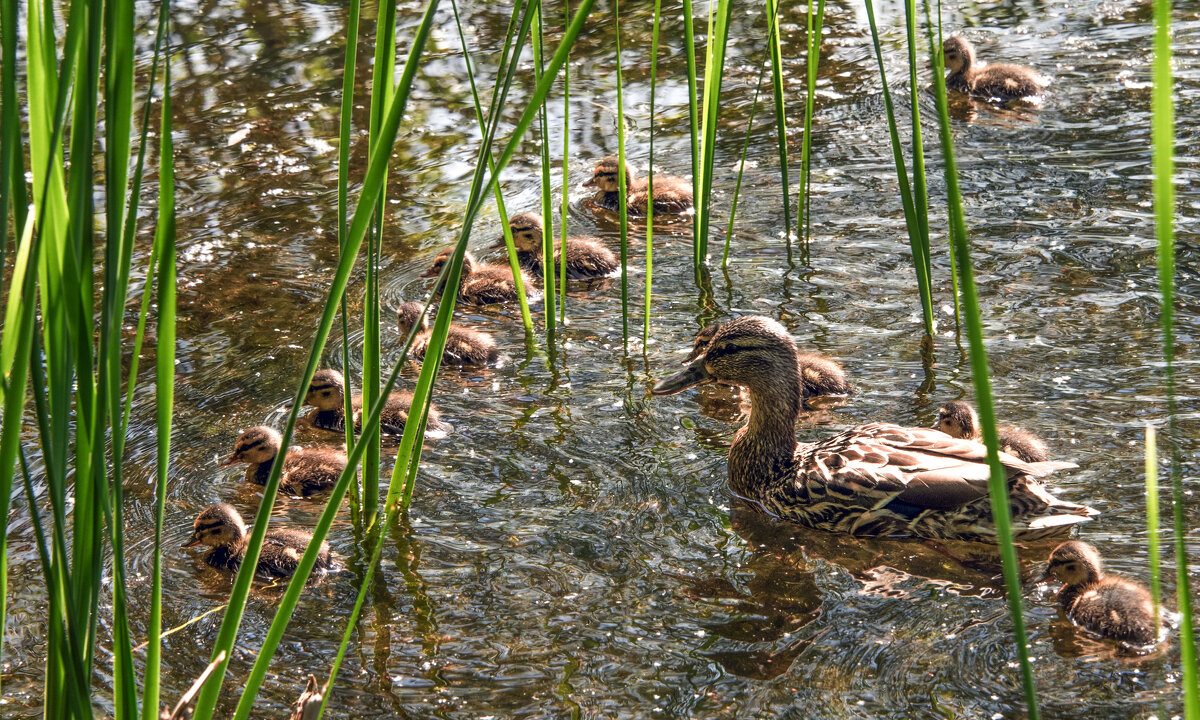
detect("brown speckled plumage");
top-left (506, 212), bottom-right (619, 280)
top-left (304, 368), bottom-right (453, 438)
top-left (584, 156), bottom-right (693, 216)
top-left (420, 249), bottom-right (534, 306)
top-left (221, 425), bottom-right (347, 497)
top-left (652, 316), bottom-right (1096, 542)
top-left (943, 35), bottom-right (1047, 102)
top-left (397, 302), bottom-right (498, 366)
top-left (935, 400), bottom-right (1049, 463)
top-left (182, 503), bottom-right (331, 578)
top-left (1044, 540), bottom-right (1158, 648)
top-left (688, 322), bottom-right (855, 406)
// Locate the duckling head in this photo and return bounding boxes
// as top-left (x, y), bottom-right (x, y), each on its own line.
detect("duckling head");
top-left (583, 156), bottom-right (635, 193)
top-left (305, 369), bottom-right (347, 412)
top-left (419, 248), bottom-right (477, 279)
top-left (397, 301), bottom-right (430, 337)
top-left (507, 213), bottom-right (545, 254)
top-left (1044, 540), bottom-right (1104, 586)
top-left (685, 323), bottom-right (722, 363)
top-left (934, 400), bottom-right (980, 439)
top-left (943, 35), bottom-right (975, 74)
top-left (221, 425), bottom-right (283, 466)
top-left (654, 316), bottom-right (800, 397)
top-left (182, 503), bottom-right (248, 548)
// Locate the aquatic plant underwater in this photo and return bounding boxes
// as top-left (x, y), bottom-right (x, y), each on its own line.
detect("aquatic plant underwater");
top-left (1, 0), bottom-right (1195, 717)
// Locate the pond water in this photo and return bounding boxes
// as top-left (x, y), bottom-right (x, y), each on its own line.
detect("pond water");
top-left (7, 0), bottom-right (1200, 716)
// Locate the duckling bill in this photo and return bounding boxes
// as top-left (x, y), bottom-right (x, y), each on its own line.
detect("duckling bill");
top-left (1043, 540), bottom-right (1158, 649)
top-left (182, 503), bottom-right (331, 579)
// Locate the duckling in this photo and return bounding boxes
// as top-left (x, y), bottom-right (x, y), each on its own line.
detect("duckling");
top-left (1043, 540), bottom-right (1158, 648)
top-left (651, 316), bottom-right (1097, 542)
top-left (584, 156), bottom-right (693, 216)
top-left (221, 425), bottom-right (347, 496)
top-left (934, 400), bottom-right (1048, 463)
top-left (942, 35), bottom-right (1047, 102)
top-left (304, 368), bottom-right (453, 438)
top-left (396, 301), bottom-right (498, 366)
top-left (182, 503), bottom-right (331, 578)
top-left (502, 212), bottom-right (619, 280)
top-left (419, 248), bottom-right (534, 306)
top-left (688, 322), bottom-right (855, 406)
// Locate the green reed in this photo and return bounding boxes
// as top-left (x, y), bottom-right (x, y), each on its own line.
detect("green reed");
top-left (1145, 425), bottom-right (1162, 627)
top-left (1151, 0), bottom-right (1197, 711)
top-left (615, 0), bottom-right (630, 342)
top-left (922, 3), bottom-right (1037, 716)
top-left (533, 0), bottom-right (558, 334)
top-left (862, 0), bottom-right (935, 335)
top-left (694, 0), bottom-right (732, 267)
top-left (645, 0), bottom-right (662, 343)
top-left (765, 0), bottom-right (790, 234)
top-left (682, 0), bottom-right (700, 254)
top-left (796, 0), bottom-right (825, 243)
top-left (560, 0), bottom-right (571, 324)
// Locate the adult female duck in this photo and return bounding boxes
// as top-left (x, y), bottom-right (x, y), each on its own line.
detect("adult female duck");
top-left (651, 316), bottom-right (1096, 542)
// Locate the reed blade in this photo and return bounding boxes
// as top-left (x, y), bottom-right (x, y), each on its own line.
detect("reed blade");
top-left (796, 0), bottom-right (825, 243)
top-left (764, 0), bottom-right (790, 235)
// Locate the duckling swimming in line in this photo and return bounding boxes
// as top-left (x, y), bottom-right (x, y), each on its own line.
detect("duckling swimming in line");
top-left (584, 156), bottom-right (693, 216)
top-left (396, 302), bottom-right (498, 366)
top-left (688, 322), bottom-right (854, 407)
top-left (304, 368), bottom-right (453, 438)
top-left (1042, 540), bottom-right (1159, 648)
top-left (420, 249), bottom-right (534, 306)
top-left (222, 425), bottom-right (347, 497)
top-left (942, 35), bottom-right (1047, 102)
top-left (651, 316), bottom-right (1096, 542)
top-left (182, 503), bottom-right (331, 578)
top-left (502, 212), bottom-right (619, 281)
top-left (934, 400), bottom-right (1048, 463)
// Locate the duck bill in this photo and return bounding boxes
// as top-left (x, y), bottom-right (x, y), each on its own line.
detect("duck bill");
top-left (582, 178), bottom-right (597, 188)
top-left (181, 533), bottom-right (203, 549)
top-left (418, 267), bottom-right (438, 278)
top-left (652, 359), bottom-right (711, 395)
top-left (491, 236), bottom-right (508, 250)
top-left (219, 452), bottom-right (240, 467)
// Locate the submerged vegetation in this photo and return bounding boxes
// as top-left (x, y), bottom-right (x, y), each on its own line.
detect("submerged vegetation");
top-left (0, 0), bottom-right (1193, 717)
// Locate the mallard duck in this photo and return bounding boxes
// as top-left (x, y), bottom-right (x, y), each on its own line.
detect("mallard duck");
top-left (943, 35), bottom-right (1047, 102)
top-left (501, 212), bottom-right (619, 280)
top-left (182, 503), bottom-right (331, 578)
top-left (396, 301), bottom-right (498, 366)
top-left (221, 425), bottom-right (347, 496)
top-left (1042, 540), bottom-right (1158, 648)
top-left (688, 322), bottom-right (855, 406)
top-left (304, 368), bottom-right (453, 438)
top-left (584, 156), bottom-right (693, 216)
top-left (651, 316), bottom-right (1097, 542)
top-left (934, 400), bottom-right (1048, 463)
top-left (419, 248), bottom-right (533, 306)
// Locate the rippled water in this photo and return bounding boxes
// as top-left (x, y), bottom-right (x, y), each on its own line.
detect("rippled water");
top-left (6, 0), bottom-right (1200, 716)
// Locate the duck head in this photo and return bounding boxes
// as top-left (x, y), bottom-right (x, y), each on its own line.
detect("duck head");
top-left (654, 316), bottom-right (800, 396)
top-left (934, 400), bottom-right (980, 440)
top-left (419, 248), bottom-right (477, 279)
top-left (1042, 540), bottom-right (1104, 586)
top-left (501, 212), bottom-right (545, 254)
top-left (583, 156), bottom-right (635, 193)
top-left (304, 369), bottom-right (347, 413)
top-left (943, 35), bottom-right (975, 74)
top-left (182, 503), bottom-right (248, 549)
top-left (221, 425), bottom-right (283, 466)
top-left (396, 301), bottom-right (430, 337)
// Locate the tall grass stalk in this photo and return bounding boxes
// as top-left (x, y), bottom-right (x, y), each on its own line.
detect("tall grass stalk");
top-left (796, 0), bottom-right (825, 242)
top-left (1145, 425), bottom-right (1162, 627)
top-left (695, 0), bottom-right (732, 267)
top-left (532, 0), bottom-right (558, 335)
top-left (861, 0), bottom-right (935, 335)
top-left (644, 0), bottom-right (662, 343)
top-left (560, 0), bottom-right (571, 323)
top-left (764, 0), bottom-right (790, 235)
top-left (615, 0), bottom-right (629, 343)
top-left (922, 3), bottom-right (1038, 716)
top-left (1150, 0), bottom-right (1197, 711)
top-left (681, 0), bottom-right (700, 255)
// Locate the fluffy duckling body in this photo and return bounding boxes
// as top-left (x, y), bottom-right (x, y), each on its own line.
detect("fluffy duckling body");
top-left (304, 368), bottom-right (453, 438)
top-left (420, 249), bottom-right (533, 306)
top-left (222, 426), bottom-right (347, 497)
top-left (505, 212), bottom-right (619, 280)
top-left (652, 316), bottom-right (1096, 542)
top-left (1044, 540), bottom-right (1158, 648)
top-left (688, 322), bottom-right (855, 405)
top-left (584, 156), bottom-right (693, 216)
top-left (397, 302), bottom-right (498, 366)
top-left (934, 400), bottom-right (1048, 463)
top-left (182, 503), bottom-right (331, 578)
top-left (943, 35), bottom-right (1047, 102)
